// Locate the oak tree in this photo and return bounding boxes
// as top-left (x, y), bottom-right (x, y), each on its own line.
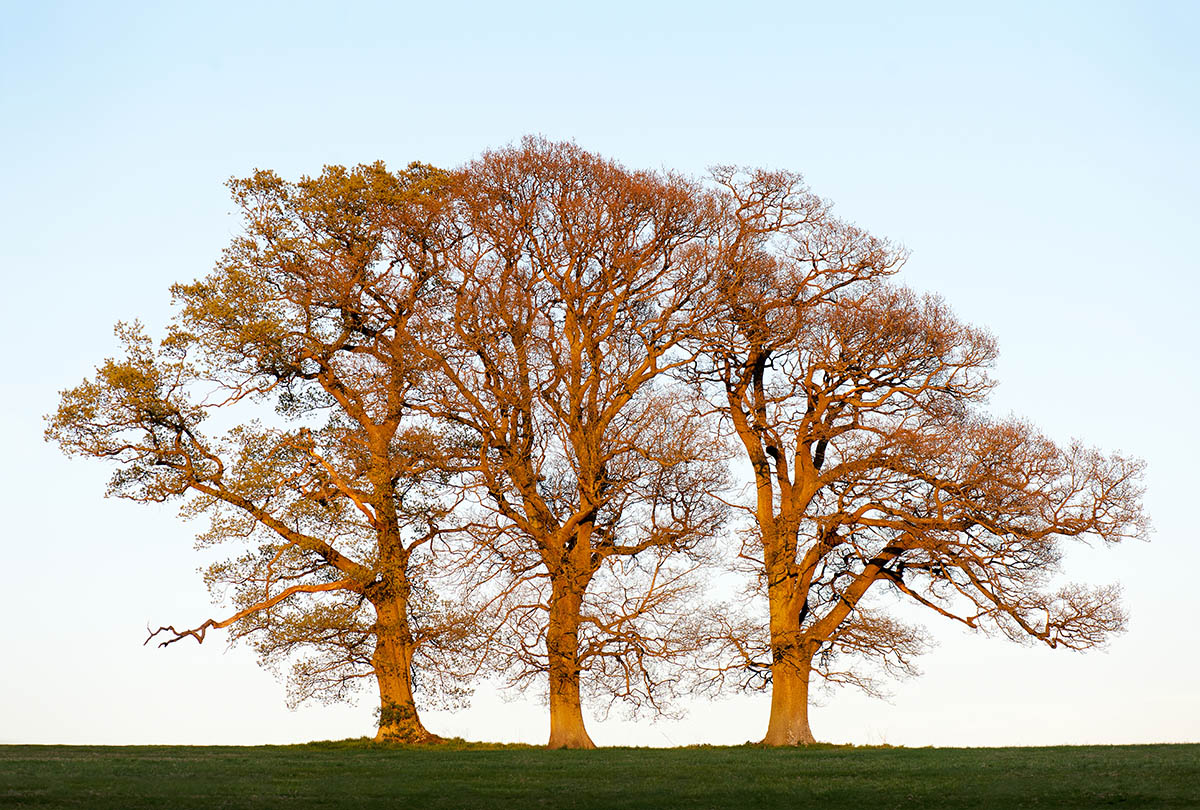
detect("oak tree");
top-left (419, 139), bottom-right (727, 748)
top-left (48, 162), bottom-right (480, 742)
top-left (701, 176), bottom-right (1148, 744)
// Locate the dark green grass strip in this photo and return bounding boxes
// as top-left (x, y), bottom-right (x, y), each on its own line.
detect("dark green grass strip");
top-left (1, 742), bottom-right (1197, 809)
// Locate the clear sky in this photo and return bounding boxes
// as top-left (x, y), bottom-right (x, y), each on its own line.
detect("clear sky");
top-left (2, 0), bottom-right (1196, 746)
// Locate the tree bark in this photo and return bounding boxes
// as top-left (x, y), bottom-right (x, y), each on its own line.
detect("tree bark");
top-left (545, 580), bottom-right (596, 749)
top-left (372, 596), bottom-right (439, 743)
top-left (761, 651), bottom-right (816, 745)
top-left (761, 574), bottom-right (818, 745)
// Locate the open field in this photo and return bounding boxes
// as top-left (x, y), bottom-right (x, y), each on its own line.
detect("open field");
top-left (1, 741), bottom-right (1197, 809)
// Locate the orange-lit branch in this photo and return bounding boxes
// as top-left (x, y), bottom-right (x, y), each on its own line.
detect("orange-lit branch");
top-left (145, 579), bottom-right (358, 647)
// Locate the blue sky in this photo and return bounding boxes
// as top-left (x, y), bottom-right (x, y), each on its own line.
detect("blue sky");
top-left (2, 1), bottom-right (1197, 745)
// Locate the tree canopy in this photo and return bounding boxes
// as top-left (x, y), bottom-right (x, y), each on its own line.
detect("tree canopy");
top-left (48, 138), bottom-right (1148, 747)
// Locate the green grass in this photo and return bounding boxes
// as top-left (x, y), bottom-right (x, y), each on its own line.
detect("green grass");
top-left (1, 741), bottom-right (1196, 809)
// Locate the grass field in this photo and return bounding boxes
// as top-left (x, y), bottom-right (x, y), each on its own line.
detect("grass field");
top-left (1, 741), bottom-right (1197, 809)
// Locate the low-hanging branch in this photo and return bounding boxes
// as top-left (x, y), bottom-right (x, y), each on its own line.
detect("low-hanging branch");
top-left (145, 579), bottom-right (358, 647)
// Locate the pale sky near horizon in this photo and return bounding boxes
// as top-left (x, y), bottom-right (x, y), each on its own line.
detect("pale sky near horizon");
top-left (2, 1), bottom-right (1197, 746)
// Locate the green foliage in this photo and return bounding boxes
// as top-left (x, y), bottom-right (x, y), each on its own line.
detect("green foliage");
top-left (45, 158), bottom-right (482, 725)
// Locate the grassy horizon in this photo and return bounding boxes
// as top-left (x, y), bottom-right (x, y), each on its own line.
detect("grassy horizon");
top-left (2, 742), bottom-right (1197, 808)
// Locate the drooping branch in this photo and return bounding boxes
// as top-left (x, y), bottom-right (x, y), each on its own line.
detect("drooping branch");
top-left (145, 579), bottom-right (358, 647)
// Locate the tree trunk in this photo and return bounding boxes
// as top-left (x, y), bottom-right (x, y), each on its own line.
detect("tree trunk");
top-left (372, 597), bottom-right (439, 743)
top-left (761, 574), bottom-right (818, 745)
top-left (761, 651), bottom-right (816, 745)
top-left (546, 580), bottom-right (596, 749)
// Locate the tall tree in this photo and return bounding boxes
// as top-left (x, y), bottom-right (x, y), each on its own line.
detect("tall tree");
top-left (47, 162), bottom-right (479, 742)
top-left (420, 138), bottom-right (727, 748)
top-left (703, 196), bottom-right (1148, 745)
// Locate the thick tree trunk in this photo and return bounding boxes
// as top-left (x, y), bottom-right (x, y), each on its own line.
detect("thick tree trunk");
top-left (761, 573), bottom-right (818, 745)
top-left (761, 653), bottom-right (816, 745)
top-left (546, 581), bottom-right (596, 749)
top-left (372, 597), bottom-right (439, 743)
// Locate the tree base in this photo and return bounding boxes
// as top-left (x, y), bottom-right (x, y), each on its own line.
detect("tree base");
top-left (757, 735), bottom-right (819, 746)
top-left (759, 726), bottom-right (818, 746)
top-left (374, 728), bottom-right (444, 744)
top-left (375, 698), bottom-right (440, 744)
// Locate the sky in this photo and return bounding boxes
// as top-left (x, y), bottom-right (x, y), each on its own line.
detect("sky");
top-left (1, 0), bottom-right (1197, 747)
